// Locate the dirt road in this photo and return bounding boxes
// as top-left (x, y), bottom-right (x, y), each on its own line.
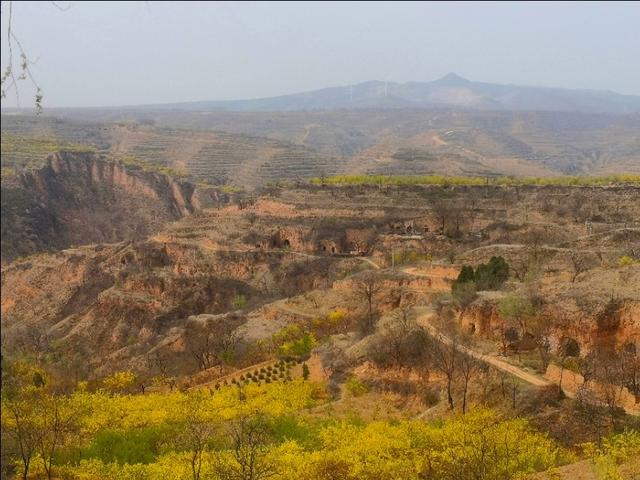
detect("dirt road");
top-left (414, 308), bottom-right (640, 415)
top-left (414, 308), bottom-right (551, 387)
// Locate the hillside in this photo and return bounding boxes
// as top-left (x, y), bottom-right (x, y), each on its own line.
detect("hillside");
top-left (3, 109), bottom-right (639, 185)
top-left (0, 152), bottom-right (198, 262)
top-left (3, 171), bottom-right (639, 480)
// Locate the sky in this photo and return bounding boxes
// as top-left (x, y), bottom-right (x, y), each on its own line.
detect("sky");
top-left (1, 1), bottom-right (639, 108)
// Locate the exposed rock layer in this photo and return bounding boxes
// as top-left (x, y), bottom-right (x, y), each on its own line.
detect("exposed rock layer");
top-left (1, 151), bottom-right (199, 262)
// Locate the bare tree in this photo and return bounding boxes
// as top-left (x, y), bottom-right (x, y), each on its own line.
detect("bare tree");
top-left (595, 349), bottom-right (626, 423)
top-left (529, 313), bottom-right (553, 373)
top-left (578, 350), bottom-right (598, 387)
top-left (172, 393), bottom-right (219, 480)
top-left (147, 351), bottom-right (177, 390)
top-left (216, 414), bottom-right (277, 480)
top-left (457, 349), bottom-right (480, 414)
top-left (522, 228), bottom-right (547, 265)
top-left (378, 308), bottom-right (414, 367)
top-left (11, 324), bottom-right (49, 360)
top-left (2, 393), bottom-right (40, 480)
top-left (431, 198), bottom-right (452, 235)
top-left (184, 316), bottom-right (241, 371)
top-left (621, 343), bottom-right (640, 399)
top-left (37, 394), bottom-right (82, 480)
top-left (0, 1), bottom-right (63, 111)
top-left (354, 273), bottom-right (382, 335)
top-left (569, 249), bottom-right (588, 283)
top-left (423, 328), bottom-right (459, 410)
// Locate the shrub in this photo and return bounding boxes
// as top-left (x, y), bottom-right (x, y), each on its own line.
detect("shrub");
top-left (101, 371), bottom-right (137, 394)
top-left (422, 387), bottom-right (440, 407)
top-left (475, 256), bottom-right (509, 290)
top-left (345, 376), bottom-right (369, 397)
top-left (278, 332), bottom-right (318, 358)
top-left (232, 294), bottom-right (248, 309)
top-left (453, 257), bottom-right (509, 293)
top-left (618, 255), bottom-right (636, 267)
top-left (84, 426), bottom-right (170, 464)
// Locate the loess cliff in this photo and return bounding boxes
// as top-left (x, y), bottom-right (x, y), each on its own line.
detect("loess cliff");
top-left (1, 151), bottom-right (199, 263)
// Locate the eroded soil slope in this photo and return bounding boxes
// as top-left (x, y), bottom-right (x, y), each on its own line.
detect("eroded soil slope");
top-left (1, 151), bottom-right (198, 262)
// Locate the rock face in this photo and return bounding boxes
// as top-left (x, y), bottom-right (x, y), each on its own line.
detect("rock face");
top-left (459, 285), bottom-right (640, 356)
top-left (0, 234), bottom-right (351, 377)
top-left (1, 151), bottom-right (199, 262)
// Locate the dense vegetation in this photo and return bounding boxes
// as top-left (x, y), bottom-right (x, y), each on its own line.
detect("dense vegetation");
top-left (451, 256), bottom-right (510, 309)
top-left (3, 359), bottom-right (640, 480)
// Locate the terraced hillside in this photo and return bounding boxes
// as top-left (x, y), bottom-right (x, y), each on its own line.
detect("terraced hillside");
top-left (0, 116), bottom-right (109, 174)
top-left (1, 116), bottom-right (341, 187)
top-left (42, 108), bottom-right (640, 175)
top-left (3, 108), bottom-right (639, 188)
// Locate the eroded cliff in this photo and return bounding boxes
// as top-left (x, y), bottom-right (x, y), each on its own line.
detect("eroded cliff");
top-left (1, 151), bottom-right (199, 262)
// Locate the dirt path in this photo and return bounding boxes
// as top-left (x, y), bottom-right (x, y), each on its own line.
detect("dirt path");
top-left (414, 308), bottom-right (640, 416)
top-left (414, 309), bottom-right (551, 387)
top-left (358, 257), bottom-right (381, 269)
top-left (271, 299), bottom-right (317, 319)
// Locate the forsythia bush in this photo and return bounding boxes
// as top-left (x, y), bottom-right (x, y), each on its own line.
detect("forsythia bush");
top-left (50, 408), bottom-right (569, 480)
top-left (4, 376), bottom-right (575, 480)
top-left (582, 429), bottom-right (640, 480)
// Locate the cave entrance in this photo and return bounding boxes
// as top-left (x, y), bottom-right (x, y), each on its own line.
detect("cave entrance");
top-left (560, 337), bottom-right (581, 358)
top-left (623, 342), bottom-right (637, 356)
top-left (283, 239), bottom-right (290, 248)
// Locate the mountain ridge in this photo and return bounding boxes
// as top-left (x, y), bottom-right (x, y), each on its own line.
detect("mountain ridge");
top-left (111, 73), bottom-right (640, 114)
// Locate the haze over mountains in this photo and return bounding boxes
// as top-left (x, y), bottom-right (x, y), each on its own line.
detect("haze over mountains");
top-left (2, 74), bottom-right (639, 190)
top-left (88, 73), bottom-right (640, 115)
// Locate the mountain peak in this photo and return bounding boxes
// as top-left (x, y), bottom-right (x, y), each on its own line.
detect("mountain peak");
top-left (433, 72), bottom-right (471, 86)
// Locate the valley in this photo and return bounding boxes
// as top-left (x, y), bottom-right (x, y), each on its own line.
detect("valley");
top-left (1, 143), bottom-right (639, 480)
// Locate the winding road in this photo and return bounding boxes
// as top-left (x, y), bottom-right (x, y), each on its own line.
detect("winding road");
top-left (413, 307), bottom-right (640, 415)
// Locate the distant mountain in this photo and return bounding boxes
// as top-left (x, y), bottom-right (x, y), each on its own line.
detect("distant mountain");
top-left (160, 73), bottom-right (640, 114)
top-left (154, 73), bottom-right (640, 114)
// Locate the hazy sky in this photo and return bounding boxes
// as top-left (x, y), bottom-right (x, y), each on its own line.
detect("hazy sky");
top-left (1, 1), bottom-right (639, 108)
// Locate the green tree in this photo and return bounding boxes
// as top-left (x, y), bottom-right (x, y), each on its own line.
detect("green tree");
top-left (452, 281), bottom-right (477, 312)
top-left (456, 265), bottom-right (475, 283)
top-left (499, 291), bottom-right (536, 337)
top-left (475, 256), bottom-right (509, 290)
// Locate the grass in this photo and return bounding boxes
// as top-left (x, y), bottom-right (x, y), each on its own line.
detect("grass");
top-left (219, 184), bottom-right (245, 193)
top-left (118, 154), bottom-right (189, 178)
top-left (0, 167), bottom-right (16, 178)
top-left (1, 133), bottom-right (97, 171)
